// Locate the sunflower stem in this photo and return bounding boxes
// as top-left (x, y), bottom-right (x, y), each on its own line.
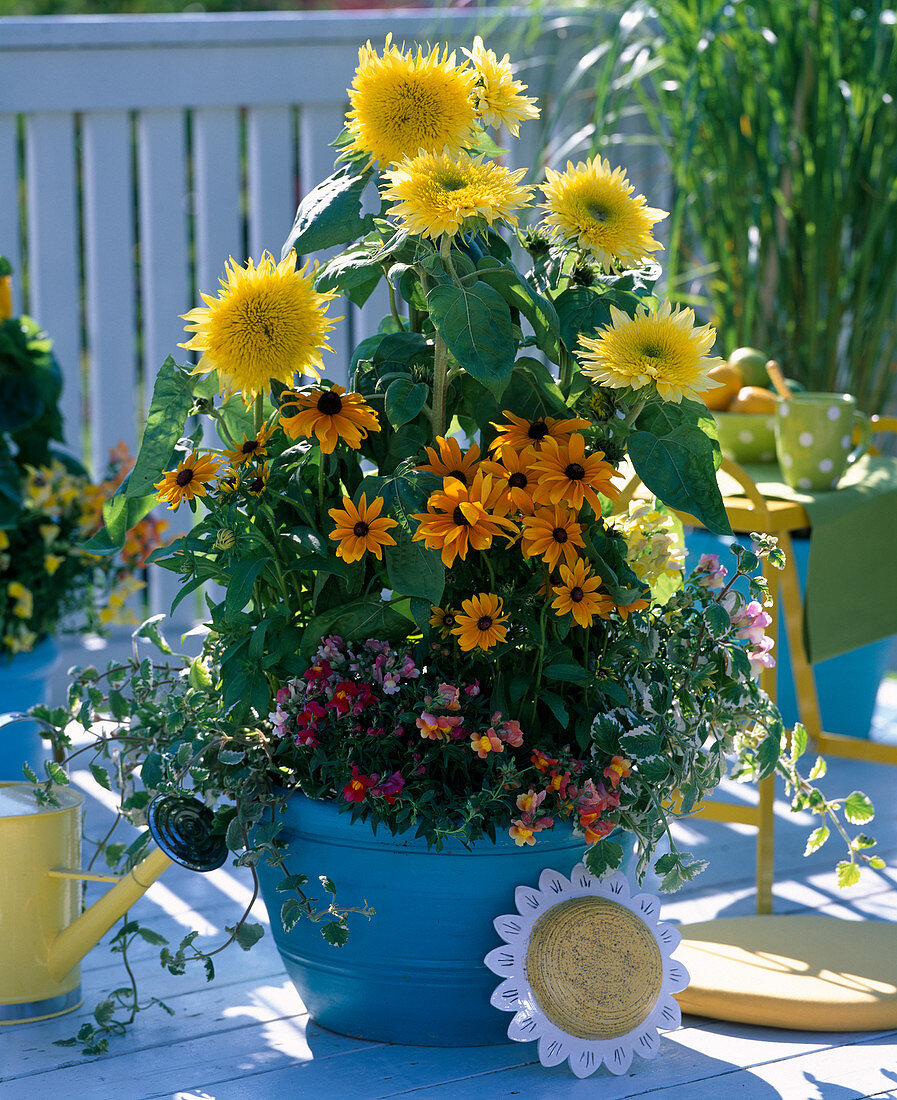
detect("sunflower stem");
top-left (559, 346), bottom-right (576, 395)
top-left (383, 266), bottom-right (406, 331)
top-left (317, 455), bottom-right (325, 516)
top-left (440, 233), bottom-right (463, 289)
top-left (622, 395), bottom-right (647, 428)
top-left (432, 333), bottom-right (450, 441)
top-left (253, 393), bottom-right (264, 436)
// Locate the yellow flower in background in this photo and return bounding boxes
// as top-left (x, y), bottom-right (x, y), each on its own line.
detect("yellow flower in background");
top-left (180, 251), bottom-right (340, 403)
top-left (529, 433), bottom-right (622, 513)
top-left (550, 558), bottom-right (614, 629)
top-left (154, 450), bottom-right (222, 510)
top-left (43, 554), bottom-right (64, 576)
top-left (452, 591), bottom-right (509, 651)
top-left (0, 531), bottom-right (8, 551)
top-left (223, 423), bottom-right (274, 467)
top-left (608, 500), bottom-right (686, 589)
top-left (4, 627), bottom-right (37, 655)
top-left (381, 150), bottom-right (532, 241)
top-left (328, 494), bottom-right (398, 563)
top-left (0, 273), bottom-right (13, 322)
top-left (7, 581), bottom-right (33, 620)
top-left (540, 157), bottom-right (667, 272)
top-left (346, 34), bottom-right (478, 165)
top-left (462, 36), bottom-right (540, 137)
top-left (39, 524), bottom-right (60, 545)
top-left (280, 385), bottom-right (381, 454)
top-left (99, 576), bottom-right (145, 626)
top-left (578, 300), bottom-right (725, 404)
top-left (417, 436), bottom-right (482, 486)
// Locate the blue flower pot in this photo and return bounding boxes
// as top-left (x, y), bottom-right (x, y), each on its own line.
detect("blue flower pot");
top-left (0, 638), bottom-right (59, 779)
top-left (685, 530), bottom-right (892, 739)
top-left (255, 793), bottom-right (632, 1046)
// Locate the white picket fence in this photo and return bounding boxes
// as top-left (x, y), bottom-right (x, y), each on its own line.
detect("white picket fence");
top-left (0, 9), bottom-right (665, 638)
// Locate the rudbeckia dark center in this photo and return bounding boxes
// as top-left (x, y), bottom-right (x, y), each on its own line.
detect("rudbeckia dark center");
top-left (353, 521), bottom-right (370, 537)
top-left (570, 586), bottom-right (584, 602)
top-left (249, 477), bottom-right (265, 493)
top-left (452, 506), bottom-right (470, 527)
top-left (176, 469), bottom-right (194, 487)
top-left (317, 391), bottom-right (343, 415)
top-left (508, 472), bottom-right (528, 489)
top-left (552, 526), bottom-right (569, 544)
top-left (443, 613), bottom-right (456, 627)
top-left (477, 615), bottom-right (493, 631)
top-left (241, 440), bottom-right (259, 454)
top-left (447, 469), bottom-right (468, 485)
top-left (565, 463), bottom-right (586, 481)
top-left (528, 421), bottom-right (549, 440)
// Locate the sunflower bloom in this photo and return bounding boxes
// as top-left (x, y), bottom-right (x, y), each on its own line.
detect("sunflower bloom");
top-left (222, 423), bottom-right (274, 467)
top-left (346, 34), bottom-right (478, 165)
top-left (418, 436), bottom-right (481, 486)
top-left (412, 472), bottom-right (518, 568)
top-left (381, 150), bottom-right (532, 241)
top-left (452, 591), bottom-right (509, 651)
top-left (328, 493), bottom-right (398, 563)
top-left (529, 433), bottom-right (621, 513)
top-left (179, 251), bottom-right (339, 402)
top-left (463, 36), bottom-right (540, 137)
top-left (540, 157), bottom-right (667, 272)
top-left (551, 559), bottom-right (614, 628)
top-left (490, 411), bottom-right (590, 458)
top-left (520, 506), bottom-right (584, 572)
top-left (480, 448), bottom-right (538, 515)
top-left (430, 604), bottom-right (460, 639)
top-left (280, 385), bottom-right (381, 453)
top-left (578, 300), bottom-right (725, 404)
top-left (155, 451), bottom-right (222, 510)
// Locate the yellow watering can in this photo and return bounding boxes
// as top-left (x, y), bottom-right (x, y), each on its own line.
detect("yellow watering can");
top-left (0, 782), bottom-right (227, 1024)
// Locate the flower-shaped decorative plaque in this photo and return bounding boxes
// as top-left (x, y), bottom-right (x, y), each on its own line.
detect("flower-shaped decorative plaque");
top-left (485, 863), bottom-right (689, 1078)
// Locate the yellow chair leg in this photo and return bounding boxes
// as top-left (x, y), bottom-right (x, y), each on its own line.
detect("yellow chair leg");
top-left (777, 531), bottom-right (824, 743)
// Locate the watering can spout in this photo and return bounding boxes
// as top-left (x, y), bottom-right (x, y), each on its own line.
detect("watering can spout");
top-left (47, 847), bottom-right (173, 982)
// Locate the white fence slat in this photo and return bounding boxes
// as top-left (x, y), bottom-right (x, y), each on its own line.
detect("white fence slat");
top-left (193, 106), bottom-right (243, 297)
top-left (0, 115), bottom-right (23, 307)
top-left (300, 102), bottom-right (351, 388)
top-left (247, 105), bottom-right (296, 262)
top-left (136, 108), bottom-right (193, 620)
top-left (24, 112), bottom-right (83, 460)
top-left (82, 110), bottom-right (139, 474)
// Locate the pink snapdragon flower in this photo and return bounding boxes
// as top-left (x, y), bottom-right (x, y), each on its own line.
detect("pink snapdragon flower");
top-left (371, 770), bottom-right (405, 805)
top-left (731, 600), bottom-right (772, 644)
top-left (694, 553), bottom-right (727, 590)
top-left (748, 635), bottom-right (776, 676)
top-left (470, 727), bottom-right (504, 758)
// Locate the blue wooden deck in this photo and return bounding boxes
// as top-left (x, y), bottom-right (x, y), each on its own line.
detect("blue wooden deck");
top-left (3, 679), bottom-right (897, 1099)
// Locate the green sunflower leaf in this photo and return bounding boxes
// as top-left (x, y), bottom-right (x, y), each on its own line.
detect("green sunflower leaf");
top-left (427, 281), bottom-right (515, 398)
top-left (282, 164), bottom-right (377, 257)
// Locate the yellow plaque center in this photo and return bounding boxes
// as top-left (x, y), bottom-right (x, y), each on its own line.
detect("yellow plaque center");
top-left (525, 896), bottom-right (663, 1040)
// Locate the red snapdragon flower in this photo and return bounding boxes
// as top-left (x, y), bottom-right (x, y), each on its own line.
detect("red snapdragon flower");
top-left (342, 765), bottom-right (376, 803)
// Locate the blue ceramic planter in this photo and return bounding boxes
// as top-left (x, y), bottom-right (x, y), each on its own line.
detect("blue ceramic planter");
top-left (0, 638), bottom-right (58, 779)
top-left (255, 793), bottom-right (632, 1046)
top-left (685, 530), bottom-right (892, 739)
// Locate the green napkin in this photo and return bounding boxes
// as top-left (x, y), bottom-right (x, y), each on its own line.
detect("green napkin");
top-left (734, 456), bottom-right (897, 663)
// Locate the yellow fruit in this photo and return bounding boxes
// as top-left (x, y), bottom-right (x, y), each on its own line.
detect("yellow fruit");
top-left (727, 347), bottom-right (769, 388)
top-left (728, 386), bottom-right (778, 414)
top-left (701, 363), bottom-right (743, 410)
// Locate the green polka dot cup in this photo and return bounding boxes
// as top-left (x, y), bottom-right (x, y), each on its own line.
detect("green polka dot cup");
top-left (774, 393), bottom-right (870, 491)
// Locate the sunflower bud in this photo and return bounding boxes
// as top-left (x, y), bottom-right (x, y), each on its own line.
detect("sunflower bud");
top-left (214, 528), bottom-right (237, 551)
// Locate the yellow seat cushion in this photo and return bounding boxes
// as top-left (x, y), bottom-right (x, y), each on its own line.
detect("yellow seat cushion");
top-left (674, 916), bottom-right (897, 1031)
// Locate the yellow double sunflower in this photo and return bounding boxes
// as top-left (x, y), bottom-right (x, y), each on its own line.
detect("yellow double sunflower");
top-left (346, 35), bottom-right (478, 166)
top-left (381, 150), bottom-right (532, 241)
top-left (462, 36), bottom-right (540, 137)
top-left (179, 251), bottom-right (339, 403)
top-left (540, 157), bottom-right (667, 272)
top-left (577, 300), bottom-right (724, 404)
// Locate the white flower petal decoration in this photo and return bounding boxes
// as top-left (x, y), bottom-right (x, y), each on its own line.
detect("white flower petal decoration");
top-left (485, 862), bottom-right (688, 1078)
